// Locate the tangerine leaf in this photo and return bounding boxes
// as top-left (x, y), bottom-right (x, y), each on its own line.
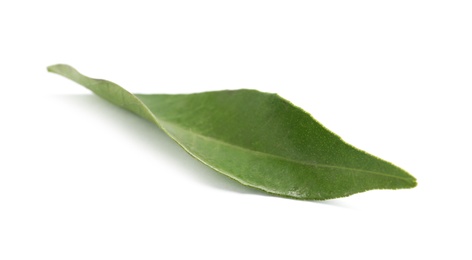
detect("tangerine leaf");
top-left (48, 64), bottom-right (416, 200)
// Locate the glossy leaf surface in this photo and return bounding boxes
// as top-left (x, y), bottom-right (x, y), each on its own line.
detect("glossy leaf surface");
top-left (48, 64), bottom-right (416, 200)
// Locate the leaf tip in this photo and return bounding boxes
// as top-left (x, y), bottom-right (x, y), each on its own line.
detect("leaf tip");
top-left (398, 168), bottom-right (418, 189)
top-left (47, 64), bottom-right (67, 74)
top-left (407, 176), bottom-right (418, 188)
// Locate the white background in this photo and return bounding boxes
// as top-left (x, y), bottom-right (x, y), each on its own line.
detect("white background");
top-left (1, 1), bottom-right (471, 259)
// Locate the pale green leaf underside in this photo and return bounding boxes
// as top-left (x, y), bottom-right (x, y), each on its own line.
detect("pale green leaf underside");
top-left (48, 64), bottom-right (416, 200)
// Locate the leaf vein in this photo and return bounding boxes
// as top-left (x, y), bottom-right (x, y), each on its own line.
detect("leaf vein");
top-left (158, 120), bottom-right (412, 182)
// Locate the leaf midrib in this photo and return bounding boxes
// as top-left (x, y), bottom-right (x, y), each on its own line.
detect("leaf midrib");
top-left (157, 119), bottom-right (412, 182)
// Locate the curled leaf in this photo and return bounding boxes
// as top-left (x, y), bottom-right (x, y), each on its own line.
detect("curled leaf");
top-left (48, 64), bottom-right (416, 200)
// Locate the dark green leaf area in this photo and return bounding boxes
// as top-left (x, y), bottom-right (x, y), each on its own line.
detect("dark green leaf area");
top-left (137, 91), bottom-right (415, 199)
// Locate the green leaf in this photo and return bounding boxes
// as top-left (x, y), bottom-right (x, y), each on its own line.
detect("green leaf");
top-left (48, 64), bottom-right (416, 200)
